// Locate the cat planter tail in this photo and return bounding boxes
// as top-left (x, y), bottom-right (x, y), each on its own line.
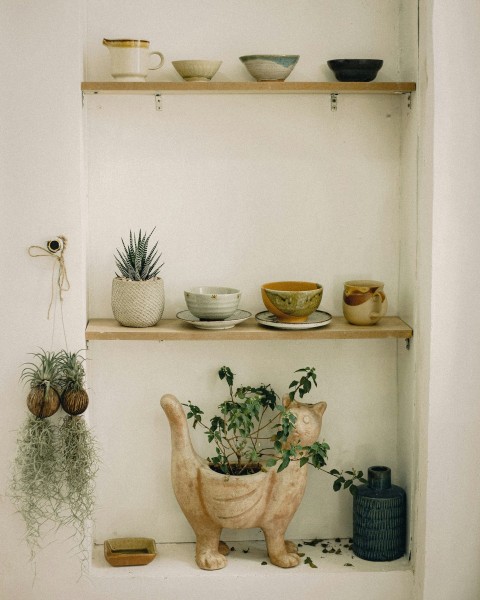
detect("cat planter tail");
top-left (160, 393), bottom-right (326, 570)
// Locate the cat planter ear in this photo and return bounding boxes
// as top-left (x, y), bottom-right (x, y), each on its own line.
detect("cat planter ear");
top-left (314, 401), bottom-right (327, 417)
top-left (282, 393), bottom-right (293, 409)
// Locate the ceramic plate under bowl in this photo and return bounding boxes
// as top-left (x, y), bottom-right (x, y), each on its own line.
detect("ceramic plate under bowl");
top-left (255, 310), bottom-right (332, 330)
top-left (177, 309), bottom-right (252, 330)
top-left (104, 537), bottom-right (157, 567)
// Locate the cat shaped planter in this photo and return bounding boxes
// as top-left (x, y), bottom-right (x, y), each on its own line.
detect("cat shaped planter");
top-left (161, 393), bottom-right (327, 570)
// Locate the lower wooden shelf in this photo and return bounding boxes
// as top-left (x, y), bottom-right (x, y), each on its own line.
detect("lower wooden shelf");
top-left (86, 317), bottom-right (412, 342)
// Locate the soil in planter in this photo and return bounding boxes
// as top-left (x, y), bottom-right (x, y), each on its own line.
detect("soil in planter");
top-left (209, 463), bottom-right (263, 476)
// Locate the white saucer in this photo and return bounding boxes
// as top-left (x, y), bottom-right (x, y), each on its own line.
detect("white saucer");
top-left (177, 309), bottom-right (252, 330)
top-left (255, 310), bottom-right (333, 330)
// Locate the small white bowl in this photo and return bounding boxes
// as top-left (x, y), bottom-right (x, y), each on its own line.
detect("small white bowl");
top-left (172, 60), bottom-right (222, 82)
top-left (184, 286), bottom-right (241, 320)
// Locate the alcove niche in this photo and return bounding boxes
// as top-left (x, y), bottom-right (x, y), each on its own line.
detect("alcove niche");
top-left (83, 1), bottom-right (418, 597)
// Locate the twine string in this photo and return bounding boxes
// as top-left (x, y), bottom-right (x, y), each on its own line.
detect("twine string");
top-left (28, 236), bottom-right (70, 330)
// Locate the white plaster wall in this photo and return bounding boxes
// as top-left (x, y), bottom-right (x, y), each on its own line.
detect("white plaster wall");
top-left (9, 1), bottom-right (479, 599)
top-left (83, 0), bottom-right (411, 546)
top-left (417, 1), bottom-right (480, 598)
top-left (0, 0), bottom-right (87, 597)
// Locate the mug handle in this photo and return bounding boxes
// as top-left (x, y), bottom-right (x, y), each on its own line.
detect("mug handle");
top-left (370, 291), bottom-right (388, 320)
top-left (149, 51), bottom-right (164, 71)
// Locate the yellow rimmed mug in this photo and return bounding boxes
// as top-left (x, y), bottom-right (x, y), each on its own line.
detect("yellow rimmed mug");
top-left (103, 39), bottom-right (164, 82)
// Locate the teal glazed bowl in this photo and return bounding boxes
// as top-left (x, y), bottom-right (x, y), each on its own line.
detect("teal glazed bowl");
top-left (239, 55), bottom-right (300, 81)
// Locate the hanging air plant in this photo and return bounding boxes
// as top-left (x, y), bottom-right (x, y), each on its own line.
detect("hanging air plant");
top-left (20, 350), bottom-right (62, 418)
top-left (11, 348), bottom-right (99, 575)
top-left (10, 415), bottom-right (62, 556)
top-left (59, 350), bottom-right (89, 415)
top-left (58, 414), bottom-right (99, 572)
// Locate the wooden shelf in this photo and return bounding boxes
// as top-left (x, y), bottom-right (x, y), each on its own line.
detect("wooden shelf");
top-left (81, 81), bottom-right (416, 95)
top-left (86, 317), bottom-right (412, 342)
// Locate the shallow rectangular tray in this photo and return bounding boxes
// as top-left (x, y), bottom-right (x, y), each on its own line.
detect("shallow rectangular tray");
top-left (104, 537), bottom-right (157, 567)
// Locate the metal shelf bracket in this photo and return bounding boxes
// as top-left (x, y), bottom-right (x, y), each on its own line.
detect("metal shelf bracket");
top-left (155, 94), bottom-right (162, 111)
top-left (330, 93), bottom-right (338, 112)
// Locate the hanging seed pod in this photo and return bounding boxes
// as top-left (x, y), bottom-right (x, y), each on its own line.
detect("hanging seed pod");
top-left (21, 350), bottom-right (62, 418)
top-left (27, 384), bottom-right (61, 418)
top-left (61, 388), bottom-right (89, 416)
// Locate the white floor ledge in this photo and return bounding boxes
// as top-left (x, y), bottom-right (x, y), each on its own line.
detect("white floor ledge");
top-left (91, 538), bottom-right (413, 600)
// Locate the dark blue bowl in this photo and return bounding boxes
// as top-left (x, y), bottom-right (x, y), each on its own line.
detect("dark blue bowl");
top-left (327, 59), bottom-right (383, 82)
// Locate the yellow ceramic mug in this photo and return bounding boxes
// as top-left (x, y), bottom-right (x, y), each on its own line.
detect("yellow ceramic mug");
top-left (343, 280), bottom-right (387, 326)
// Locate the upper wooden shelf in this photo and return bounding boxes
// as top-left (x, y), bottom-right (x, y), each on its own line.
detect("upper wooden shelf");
top-left (81, 81), bottom-right (416, 95)
top-left (86, 317), bottom-right (412, 342)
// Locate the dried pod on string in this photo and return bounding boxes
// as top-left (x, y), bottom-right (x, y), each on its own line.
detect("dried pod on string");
top-left (59, 350), bottom-right (89, 416)
top-left (21, 350), bottom-right (62, 418)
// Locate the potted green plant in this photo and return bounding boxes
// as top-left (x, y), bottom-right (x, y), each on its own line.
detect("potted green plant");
top-left (161, 366), bottom-right (364, 570)
top-left (112, 228), bottom-right (165, 327)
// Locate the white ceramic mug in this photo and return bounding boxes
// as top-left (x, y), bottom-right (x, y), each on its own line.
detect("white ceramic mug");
top-left (343, 280), bottom-right (388, 326)
top-left (103, 39), bottom-right (164, 82)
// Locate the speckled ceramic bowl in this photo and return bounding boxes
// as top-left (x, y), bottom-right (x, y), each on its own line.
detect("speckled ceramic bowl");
top-left (184, 286), bottom-right (241, 320)
top-left (172, 60), bottom-right (222, 82)
top-left (261, 281), bottom-right (323, 323)
top-left (239, 55), bottom-right (300, 81)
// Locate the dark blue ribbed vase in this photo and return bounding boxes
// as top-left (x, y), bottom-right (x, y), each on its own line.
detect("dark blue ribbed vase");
top-left (353, 466), bottom-right (406, 561)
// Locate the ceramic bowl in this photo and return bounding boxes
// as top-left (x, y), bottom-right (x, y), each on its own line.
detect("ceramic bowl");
top-left (261, 281), bottom-right (323, 323)
top-left (184, 286), bottom-right (241, 320)
top-left (172, 60), bottom-right (222, 82)
top-left (327, 59), bottom-right (383, 82)
top-left (239, 55), bottom-right (300, 81)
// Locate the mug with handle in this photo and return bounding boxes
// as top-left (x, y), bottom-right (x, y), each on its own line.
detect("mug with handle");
top-left (343, 280), bottom-right (388, 326)
top-left (103, 39), bottom-right (164, 82)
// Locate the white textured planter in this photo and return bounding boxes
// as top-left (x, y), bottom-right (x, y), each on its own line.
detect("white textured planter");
top-left (111, 277), bottom-right (164, 327)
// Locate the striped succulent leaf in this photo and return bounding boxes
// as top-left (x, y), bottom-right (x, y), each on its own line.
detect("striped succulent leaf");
top-left (115, 228), bottom-right (164, 281)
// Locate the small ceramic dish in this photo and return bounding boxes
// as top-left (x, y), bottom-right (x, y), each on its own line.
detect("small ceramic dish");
top-left (172, 60), bottom-right (222, 81)
top-left (239, 55), bottom-right (299, 81)
top-left (104, 537), bottom-right (157, 567)
top-left (184, 286), bottom-right (241, 320)
top-left (255, 310), bottom-right (332, 330)
top-left (177, 309), bottom-right (251, 330)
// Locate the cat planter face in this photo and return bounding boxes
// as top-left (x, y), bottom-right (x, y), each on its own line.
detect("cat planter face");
top-left (161, 393), bottom-right (326, 570)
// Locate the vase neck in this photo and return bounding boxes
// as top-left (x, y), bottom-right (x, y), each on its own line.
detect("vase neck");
top-left (368, 466), bottom-right (391, 490)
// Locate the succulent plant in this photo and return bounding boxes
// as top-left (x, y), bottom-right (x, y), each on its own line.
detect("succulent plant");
top-left (115, 228), bottom-right (164, 281)
top-left (59, 350), bottom-right (89, 416)
top-left (20, 350), bottom-right (62, 418)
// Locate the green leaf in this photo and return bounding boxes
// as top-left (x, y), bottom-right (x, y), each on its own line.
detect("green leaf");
top-left (277, 454), bottom-right (290, 472)
top-left (304, 556), bottom-right (318, 568)
top-left (333, 479), bottom-right (342, 492)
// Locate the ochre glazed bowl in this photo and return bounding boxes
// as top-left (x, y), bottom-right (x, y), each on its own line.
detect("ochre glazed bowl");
top-left (261, 281), bottom-right (323, 323)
